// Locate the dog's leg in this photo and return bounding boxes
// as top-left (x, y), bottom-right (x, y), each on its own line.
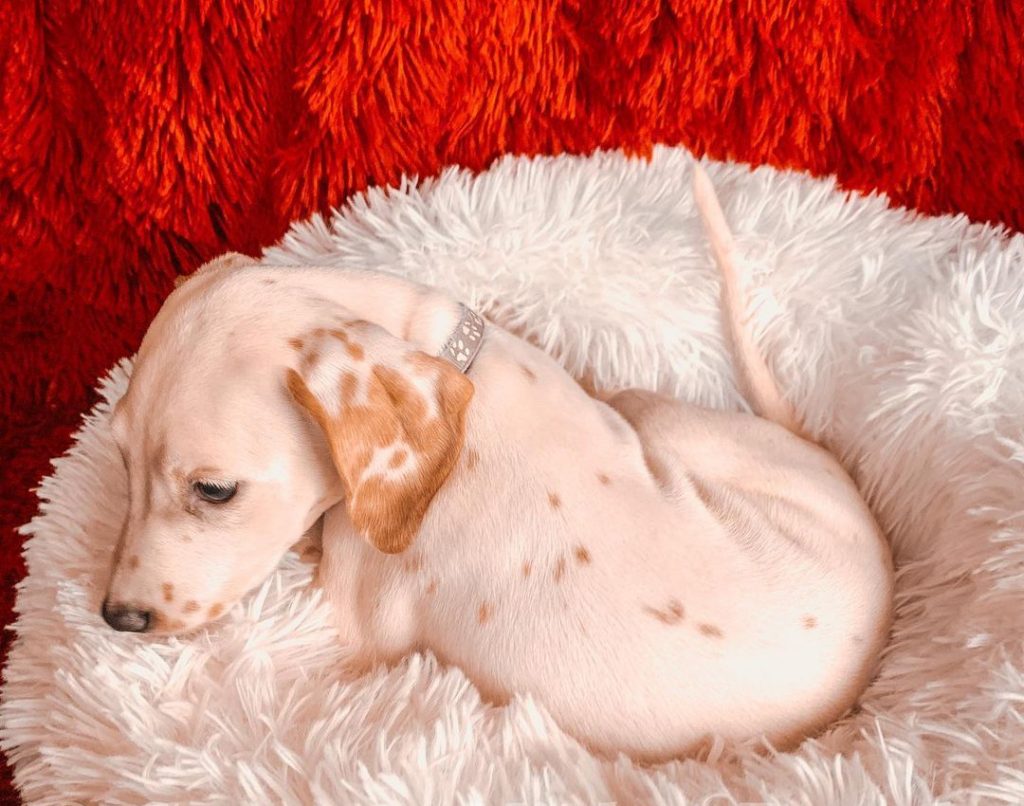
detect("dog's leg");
top-left (317, 506), bottom-right (422, 677)
top-left (315, 508), bottom-right (376, 670)
top-left (604, 389), bottom-right (721, 499)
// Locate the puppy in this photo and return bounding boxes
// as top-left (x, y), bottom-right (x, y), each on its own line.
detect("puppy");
top-left (103, 166), bottom-right (893, 761)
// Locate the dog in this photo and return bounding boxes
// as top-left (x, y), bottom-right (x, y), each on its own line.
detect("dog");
top-left (102, 165), bottom-right (893, 762)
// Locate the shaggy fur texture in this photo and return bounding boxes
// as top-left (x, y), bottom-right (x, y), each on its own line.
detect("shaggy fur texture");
top-left (3, 147), bottom-right (1023, 803)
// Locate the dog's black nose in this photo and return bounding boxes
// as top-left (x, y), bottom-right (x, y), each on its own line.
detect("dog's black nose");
top-left (101, 599), bottom-right (153, 633)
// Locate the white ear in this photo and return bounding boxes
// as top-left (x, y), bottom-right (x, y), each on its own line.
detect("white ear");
top-left (174, 251), bottom-right (254, 288)
top-left (286, 320), bottom-right (474, 554)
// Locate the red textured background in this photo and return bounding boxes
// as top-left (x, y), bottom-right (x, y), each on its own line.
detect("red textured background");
top-left (2, 1), bottom-right (1022, 800)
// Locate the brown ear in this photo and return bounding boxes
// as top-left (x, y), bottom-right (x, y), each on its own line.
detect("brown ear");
top-left (287, 321), bottom-right (474, 554)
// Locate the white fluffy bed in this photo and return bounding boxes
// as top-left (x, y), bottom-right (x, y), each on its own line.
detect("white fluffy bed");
top-left (3, 146), bottom-right (1024, 804)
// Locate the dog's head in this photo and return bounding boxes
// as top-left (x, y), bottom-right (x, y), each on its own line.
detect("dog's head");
top-left (102, 256), bottom-right (474, 634)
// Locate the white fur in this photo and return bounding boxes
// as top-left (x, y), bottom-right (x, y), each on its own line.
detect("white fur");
top-left (3, 146), bottom-right (1024, 802)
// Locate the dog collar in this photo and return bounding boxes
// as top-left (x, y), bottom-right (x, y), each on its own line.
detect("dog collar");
top-left (438, 304), bottom-right (485, 374)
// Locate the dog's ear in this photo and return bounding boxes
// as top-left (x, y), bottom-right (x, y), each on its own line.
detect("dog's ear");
top-left (174, 252), bottom-right (254, 288)
top-left (286, 320), bottom-right (474, 554)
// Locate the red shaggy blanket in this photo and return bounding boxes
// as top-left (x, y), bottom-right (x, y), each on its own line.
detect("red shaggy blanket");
top-left (2, 1), bottom-right (1022, 799)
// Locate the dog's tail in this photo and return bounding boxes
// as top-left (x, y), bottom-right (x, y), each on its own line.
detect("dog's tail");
top-left (692, 163), bottom-right (808, 441)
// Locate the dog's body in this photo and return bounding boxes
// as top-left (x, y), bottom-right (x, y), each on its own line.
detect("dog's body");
top-left (105, 167), bottom-right (893, 761)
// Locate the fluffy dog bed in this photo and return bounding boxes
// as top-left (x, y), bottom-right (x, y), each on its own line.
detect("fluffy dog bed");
top-left (3, 146), bottom-right (1024, 803)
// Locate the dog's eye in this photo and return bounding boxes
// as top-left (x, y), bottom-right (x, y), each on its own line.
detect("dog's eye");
top-left (194, 480), bottom-right (238, 503)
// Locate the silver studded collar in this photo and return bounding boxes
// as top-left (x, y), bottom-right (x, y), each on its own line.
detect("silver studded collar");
top-left (437, 304), bottom-right (486, 374)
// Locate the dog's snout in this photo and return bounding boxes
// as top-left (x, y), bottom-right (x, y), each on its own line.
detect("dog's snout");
top-left (101, 599), bottom-right (153, 633)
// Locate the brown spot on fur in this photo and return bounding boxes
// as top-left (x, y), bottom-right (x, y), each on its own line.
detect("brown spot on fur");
top-left (478, 601), bottom-right (492, 623)
top-left (128, 555), bottom-right (140, 570)
top-left (548, 492), bottom-right (561, 509)
top-left (299, 545), bottom-right (321, 564)
top-left (553, 556), bottom-right (567, 582)
top-left (288, 336), bottom-right (305, 352)
top-left (803, 615), bottom-right (818, 629)
top-left (168, 619), bottom-right (187, 631)
top-left (520, 363), bottom-right (537, 381)
top-left (184, 600), bottom-right (200, 613)
top-left (699, 623), bottom-right (724, 638)
top-left (645, 598), bottom-right (685, 624)
top-left (209, 603), bottom-right (224, 619)
top-left (465, 448), bottom-right (480, 470)
top-left (574, 545), bottom-right (591, 564)
top-left (426, 579), bottom-right (438, 596)
top-left (260, 279), bottom-right (276, 286)
top-left (162, 583), bottom-right (174, 603)
top-left (328, 328), bottom-right (365, 361)
top-left (300, 348), bottom-right (321, 373)
top-left (389, 449), bottom-right (408, 469)
top-left (597, 472), bottom-right (611, 485)
top-left (522, 561), bottom-right (532, 577)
